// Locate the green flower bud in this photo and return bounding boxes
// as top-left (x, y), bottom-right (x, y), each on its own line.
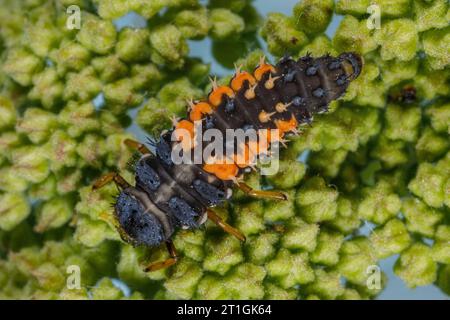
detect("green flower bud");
top-left (91, 278), bottom-right (124, 300)
top-left (16, 108), bottom-right (58, 144)
top-left (222, 263), bottom-right (266, 299)
top-left (299, 35), bottom-right (338, 57)
top-left (416, 127), bottom-right (449, 162)
top-left (58, 101), bottom-right (98, 138)
top-left (103, 79), bottom-right (144, 113)
top-left (0, 167), bottom-right (29, 193)
top-left (338, 289), bottom-right (363, 300)
top-left (304, 269), bottom-right (344, 300)
top-left (281, 217), bottom-right (319, 252)
top-left (309, 149), bottom-right (348, 178)
top-left (378, 58), bottom-right (418, 87)
top-left (175, 8), bottom-right (209, 39)
top-left (28, 68), bottom-right (64, 109)
top-left (149, 25), bottom-right (189, 69)
top-left (357, 181), bottom-right (401, 225)
top-left (266, 159), bottom-right (306, 189)
top-left (77, 15), bottom-right (117, 55)
top-left (0, 96), bottom-right (17, 131)
top-left (261, 13), bottom-right (308, 56)
top-left (234, 201), bottom-right (265, 236)
top-left (402, 197), bottom-right (443, 237)
top-left (333, 16), bottom-right (377, 55)
top-left (337, 237), bottom-right (377, 285)
top-left (263, 189), bottom-right (296, 222)
top-left (328, 196), bottom-right (362, 234)
top-left (50, 41), bottom-right (91, 74)
top-left (196, 275), bottom-right (231, 299)
top-left (116, 28), bottom-right (151, 63)
top-left (59, 287), bottom-right (89, 300)
top-left (44, 130), bottom-right (78, 171)
top-left (414, 68), bottom-right (450, 100)
top-left (296, 176), bottom-right (338, 223)
top-left (371, 0), bottom-right (411, 17)
top-left (130, 63), bottom-right (165, 91)
top-left (374, 19), bottom-right (418, 61)
top-left (24, 19), bottom-right (61, 58)
top-left (408, 162), bottom-right (447, 208)
top-left (97, 0), bottom-right (168, 20)
top-left (74, 216), bottom-right (119, 248)
top-left (209, 9), bottom-right (245, 40)
top-left (426, 102), bottom-right (450, 133)
top-left (34, 197), bottom-right (73, 233)
top-left (91, 55), bottom-right (128, 83)
top-left (65, 68), bottom-right (102, 103)
top-left (164, 259), bottom-right (203, 299)
top-left (203, 234), bottom-right (243, 275)
top-left (32, 262), bottom-right (65, 291)
top-left (246, 231), bottom-right (279, 265)
top-left (293, 0), bottom-right (334, 35)
top-left (266, 249), bottom-right (315, 288)
top-left (12, 146), bottom-right (50, 183)
top-left (436, 265), bottom-right (450, 295)
top-left (264, 282), bottom-right (297, 300)
top-left (136, 98), bottom-right (172, 135)
top-left (394, 243), bottom-right (437, 288)
top-left (384, 104), bottom-right (421, 142)
top-left (311, 229), bottom-right (344, 266)
top-left (157, 77), bottom-right (203, 116)
top-left (3, 48), bottom-right (43, 86)
top-left (0, 193), bottom-right (31, 231)
top-left (370, 136), bottom-right (409, 169)
top-left (422, 27), bottom-right (450, 70)
top-left (173, 229), bottom-right (205, 262)
top-left (414, 0), bottom-right (449, 32)
top-left (335, 0), bottom-right (370, 16)
top-left (76, 134), bottom-right (107, 169)
top-left (344, 64), bottom-right (385, 108)
top-left (209, 0), bottom-right (249, 12)
top-left (370, 219), bottom-right (411, 259)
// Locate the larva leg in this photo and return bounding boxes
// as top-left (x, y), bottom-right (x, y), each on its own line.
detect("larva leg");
top-left (207, 209), bottom-right (246, 242)
top-left (92, 172), bottom-right (131, 190)
top-left (144, 241), bottom-right (178, 272)
top-left (237, 182), bottom-right (287, 201)
top-left (124, 138), bottom-right (151, 155)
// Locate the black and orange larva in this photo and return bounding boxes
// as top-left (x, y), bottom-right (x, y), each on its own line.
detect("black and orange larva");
top-left (93, 52), bottom-right (363, 272)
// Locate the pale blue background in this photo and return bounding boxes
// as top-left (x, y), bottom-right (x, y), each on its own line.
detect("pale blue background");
top-left (111, 0), bottom-right (448, 300)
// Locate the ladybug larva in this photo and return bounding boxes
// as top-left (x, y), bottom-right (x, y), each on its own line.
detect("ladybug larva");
top-left (93, 52), bottom-right (363, 272)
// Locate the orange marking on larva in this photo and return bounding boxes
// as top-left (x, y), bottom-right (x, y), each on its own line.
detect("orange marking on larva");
top-left (264, 74), bottom-right (281, 89)
top-left (203, 163), bottom-right (239, 181)
top-left (254, 64), bottom-right (276, 81)
top-left (189, 102), bottom-right (213, 121)
top-left (175, 119), bottom-right (195, 150)
top-left (275, 115), bottom-right (298, 137)
top-left (245, 84), bottom-right (257, 100)
top-left (234, 143), bottom-right (258, 168)
top-left (208, 86), bottom-right (235, 107)
top-left (275, 102), bottom-right (291, 113)
top-left (231, 72), bottom-right (256, 91)
top-left (258, 111), bottom-right (276, 123)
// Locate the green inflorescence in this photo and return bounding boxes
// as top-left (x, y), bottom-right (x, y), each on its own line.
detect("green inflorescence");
top-left (0, 0), bottom-right (449, 300)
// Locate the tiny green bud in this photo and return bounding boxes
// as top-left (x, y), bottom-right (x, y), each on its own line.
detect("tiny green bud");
top-left (16, 108), bottom-right (58, 144)
top-left (116, 28), bottom-right (151, 63)
top-left (394, 243), bottom-right (438, 288)
top-left (374, 19), bottom-right (418, 61)
top-left (0, 193), bottom-right (31, 231)
top-left (293, 0), bottom-right (334, 35)
top-left (209, 9), bottom-right (245, 40)
top-left (203, 234), bottom-right (244, 275)
top-left (77, 15), bottom-right (117, 55)
top-left (370, 219), bottom-right (411, 259)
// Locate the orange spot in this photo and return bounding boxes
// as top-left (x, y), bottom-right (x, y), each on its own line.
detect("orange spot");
top-left (203, 163), bottom-right (239, 181)
top-left (275, 115), bottom-right (298, 137)
top-left (234, 143), bottom-right (257, 168)
top-left (231, 72), bottom-right (256, 91)
top-left (189, 102), bottom-right (213, 121)
top-left (254, 64), bottom-right (276, 81)
top-left (175, 120), bottom-right (195, 150)
top-left (209, 86), bottom-right (235, 107)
